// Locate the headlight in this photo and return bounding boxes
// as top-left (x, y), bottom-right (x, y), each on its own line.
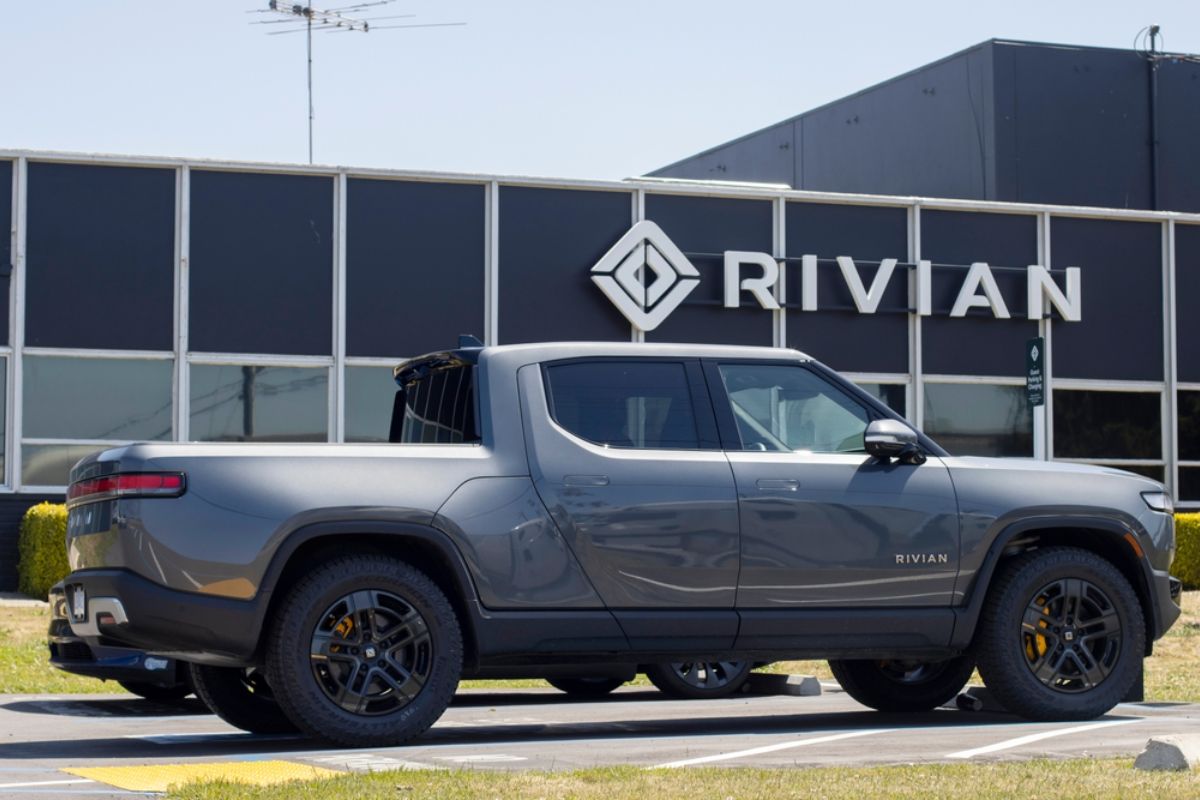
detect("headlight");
top-left (1141, 491), bottom-right (1174, 514)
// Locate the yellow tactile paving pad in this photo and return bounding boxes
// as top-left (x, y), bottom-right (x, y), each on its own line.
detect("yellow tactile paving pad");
top-left (64, 760), bottom-right (341, 792)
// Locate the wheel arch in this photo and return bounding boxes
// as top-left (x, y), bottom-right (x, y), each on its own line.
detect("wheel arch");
top-left (255, 521), bottom-right (484, 670)
top-left (951, 519), bottom-right (1156, 656)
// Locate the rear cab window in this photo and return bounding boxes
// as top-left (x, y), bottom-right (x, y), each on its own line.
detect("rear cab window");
top-left (543, 360), bottom-right (715, 450)
top-left (390, 361), bottom-right (480, 444)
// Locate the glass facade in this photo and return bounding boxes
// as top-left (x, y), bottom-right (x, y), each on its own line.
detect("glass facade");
top-left (0, 155), bottom-right (1192, 507)
top-left (924, 383), bottom-right (1033, 457)
top-left (190, 365), bottom-right (328, 443)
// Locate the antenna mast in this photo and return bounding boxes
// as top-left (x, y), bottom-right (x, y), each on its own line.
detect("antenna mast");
top-left (251, 1), bottom-right (465, 163)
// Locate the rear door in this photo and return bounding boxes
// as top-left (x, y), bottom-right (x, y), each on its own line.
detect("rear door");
top-left (518, 358), bottom-right (740, 651)
top-left (704, 360), bottom-right (960, 648)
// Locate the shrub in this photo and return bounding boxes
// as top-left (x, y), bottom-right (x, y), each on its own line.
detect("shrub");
top-left (1176, 513), bottom-right (1200, 591)
top-left (17, 502), bottom-right (68, 600)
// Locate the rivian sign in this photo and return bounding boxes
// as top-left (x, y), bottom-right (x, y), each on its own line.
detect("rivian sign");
top-left (592, 221), bottom-right (1082, 333)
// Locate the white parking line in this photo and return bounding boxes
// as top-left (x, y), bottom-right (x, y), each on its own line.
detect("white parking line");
top-left (946, 718), bottom-right (1141, 759)
top-left (0, 779), bottom-right (94, 789)
top-left (652, 729), bottom-right (894, 768)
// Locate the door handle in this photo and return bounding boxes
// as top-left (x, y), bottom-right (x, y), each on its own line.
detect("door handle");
top-left (564, 474), bottom-right (610, 487)
top-left (756, 478), bottom-right (800, 491)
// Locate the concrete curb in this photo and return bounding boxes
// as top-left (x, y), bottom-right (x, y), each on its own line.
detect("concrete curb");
top-left (1133, 735), bottom-right (1200, 771)
top-left (744, 673), bottom-right (822, 696)
top-left (0, 593), bottom-right (48, 608)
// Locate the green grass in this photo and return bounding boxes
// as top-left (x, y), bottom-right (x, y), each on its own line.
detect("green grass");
top-left (169, 760), bottom-right (1199, 800)
top-left (0, 604), bottom-right (127, 694)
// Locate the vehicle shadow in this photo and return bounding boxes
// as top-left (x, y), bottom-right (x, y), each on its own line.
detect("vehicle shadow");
top-left (1, 696), bottom-right (210, 718)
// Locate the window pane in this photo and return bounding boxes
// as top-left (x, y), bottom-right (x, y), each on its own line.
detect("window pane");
top-left (1179, 391), bottom-right (1200, 461)
top-left (857, 382), bottom-right (907, 419)
top-left (923, 383), bottom-right (1032, 457)
top-left (719, 364), bottom-right (869, 453)
top-left (1053, 390), bottom-right (1160, 460)
top-left (546, 362), bottom-right (700, 450)
top-left (0, 357), bottom-right (6, 482)
top-left (1180, 467), bottom-right (1200, 502)
top-left (23, 356), bottom-right (173, 440)
top-left (190, 365), bottom-right (327, 442)
top-left (26, 162), bottom-right (174, 350)
top-left (346, 366), bottom-right (399, 443)
top-left (22, 443), bottom-right (105, 486)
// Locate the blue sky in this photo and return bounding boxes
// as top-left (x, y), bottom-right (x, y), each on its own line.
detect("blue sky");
top-left (2, 1), bottom-right (1197, 179)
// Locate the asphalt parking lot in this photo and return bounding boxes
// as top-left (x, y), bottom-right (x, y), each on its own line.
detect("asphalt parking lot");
top-left (0, 683), bottom-right (1196, 796)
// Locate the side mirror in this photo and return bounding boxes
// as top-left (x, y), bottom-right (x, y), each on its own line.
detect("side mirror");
top-left (865, 419), bottom-right (927, 465)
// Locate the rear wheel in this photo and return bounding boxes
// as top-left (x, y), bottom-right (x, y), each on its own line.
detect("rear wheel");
top-left (117, 680), bottom-right (192, 704)
top-left (645, 661), bottom-right (753, 699)
top-left (829, 656), bottom-right (975, 712)
top-left (974, 546), bottom-right (1144, 721)
top-left (546, 677), bottom-right (626, 697)
top-left (265, 555), bottom-right (462, 747)
top-left (188, 665), bottom-right (297, 734)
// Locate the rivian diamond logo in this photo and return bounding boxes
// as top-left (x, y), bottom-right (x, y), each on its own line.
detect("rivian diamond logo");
top-left (591, 220), bottom-right (700, 332)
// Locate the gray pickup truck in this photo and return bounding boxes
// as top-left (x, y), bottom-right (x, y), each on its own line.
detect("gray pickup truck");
top-left (62, 341), bottom-right (1182, 746)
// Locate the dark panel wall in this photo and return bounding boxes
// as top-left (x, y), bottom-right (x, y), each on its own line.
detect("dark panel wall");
top-left (190, 170), bottom-right (333, 356)
top-left (0, 161), bottom-right (9, 345)
top-left (651, 43), bottom-right (997, 200)
top-left (0, 494), bottom-right (62, 592)
top-left (1050, 217), bottom-right (1162, 380)
top-left (785, 202), bottom-right (908, 372)
top-left (498, 187), bottom-right (632, 344)
top-left (644, 194), bottom-right (774, 346)
top-left (993, 43), bottom-right (1152, 209)
top-left (1158, 58), bottom-right (1200, 213)
top-left (26, 163), bottom-right (175, 350)
top-left (1177, 224), bottom-right (1200, 382)
top-left (921, 210), bottom-right (1039, 376)
top-left (346, 179), bottom-right (484, 358)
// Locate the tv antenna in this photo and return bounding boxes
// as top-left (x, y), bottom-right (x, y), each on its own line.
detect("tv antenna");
top-left (250, 1), bottom-right (466, 163)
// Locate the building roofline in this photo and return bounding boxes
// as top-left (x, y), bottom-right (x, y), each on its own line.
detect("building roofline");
top-left (4, 147), bottom-right (1200, 223)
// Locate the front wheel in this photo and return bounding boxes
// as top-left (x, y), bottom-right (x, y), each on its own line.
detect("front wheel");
top-left (829, 656), bottom-right (975, 712)
top-left (265, 555), bottom-right (463, 747)
top-left (645, 661), bottom-right (753, 699)
top-left (974, 546), bottom-right (1144, 721)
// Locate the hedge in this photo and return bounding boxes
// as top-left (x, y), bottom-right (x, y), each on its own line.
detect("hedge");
top-left (1176, 513), bottom-right (1200, 591)
top-left (16, 502), bottom-right (69, 600)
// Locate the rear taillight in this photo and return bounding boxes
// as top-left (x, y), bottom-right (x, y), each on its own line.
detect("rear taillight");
top-left (66, 472), bottom-right (186, 508)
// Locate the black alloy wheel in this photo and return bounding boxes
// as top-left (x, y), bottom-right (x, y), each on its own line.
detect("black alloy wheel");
top-left (1020, 577), bottom-right (1123, 693)
top-left (646, 661), bottom-right (754, 699)
top-left (309, 589), bottom-right (433, 716)
top-left (974, 546), bottom-right (1144, 721)
top-left (265, 555), bottom-right (462, 747)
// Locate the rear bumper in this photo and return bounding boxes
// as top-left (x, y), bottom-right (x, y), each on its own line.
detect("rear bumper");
top-left (63, 569), bottom-right (265, 665)
top-left (48, 616), bottom-right (182, 687)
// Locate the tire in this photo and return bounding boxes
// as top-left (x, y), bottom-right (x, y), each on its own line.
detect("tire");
top-left (188, 664), bottom-right (298, 735)
top-left (265, 555), bottom-right (463, 747)
top-left (546, 677), bottom-right (626, 697)
top-left (829, 656), bottom-right (975, 712)
top-left (117, 680), bottom-right (192, 704)
top-left (645, 661), bottom-right (753, 699)
top-left (974, 546), bottom-right (1144, 721)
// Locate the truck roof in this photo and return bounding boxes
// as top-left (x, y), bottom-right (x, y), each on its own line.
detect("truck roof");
top-left (396, 341), bottom-right (814, 378)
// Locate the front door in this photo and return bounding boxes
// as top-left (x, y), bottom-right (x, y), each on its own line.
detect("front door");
top-left (705, 360), bottom-right (960, 648)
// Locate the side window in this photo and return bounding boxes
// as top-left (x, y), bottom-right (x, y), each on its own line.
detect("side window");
top-left (718, 364), bottom-right (870, 453)
top-left (546, 361), bottom-right (701, 450)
